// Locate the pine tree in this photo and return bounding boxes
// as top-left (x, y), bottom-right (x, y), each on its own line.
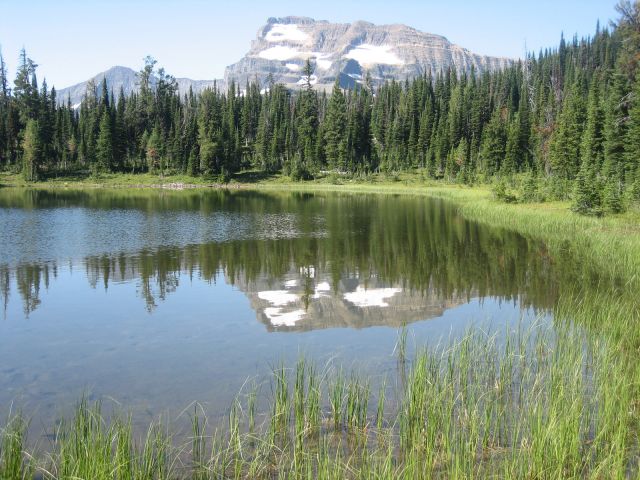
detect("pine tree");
top-left (580, 75), bottom-right (605, 172)
top-left (503, 114), bottom-right (521, 174)
top-left (625, 72), bottom-right (640, 186)
top-left (95, 111), bottom-right (114, 174)
top-left (323, 79), bottom-right (347, 171)
top-left (572, 159), bottom-right (601, 215)
top-left (22, 119), bottom-right (41, 181)
top-left (146, 125), bottom-right (162, 174)
top-left (297, 59), bottom-right (318, 169)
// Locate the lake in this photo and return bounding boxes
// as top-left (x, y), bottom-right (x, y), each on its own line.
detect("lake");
top-left (0, 187), bottom-right (565, 431)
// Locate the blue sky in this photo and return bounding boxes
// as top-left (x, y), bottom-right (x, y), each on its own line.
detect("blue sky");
top-left (0, 0), bottom-right (619, 89)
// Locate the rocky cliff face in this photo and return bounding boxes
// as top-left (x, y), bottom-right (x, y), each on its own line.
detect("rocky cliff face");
top-left (224, 16), bottom-right (513, 90)
top-left (57, 17), bottom-right (513, 104)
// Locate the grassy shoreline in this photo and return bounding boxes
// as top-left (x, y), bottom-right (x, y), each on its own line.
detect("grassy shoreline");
top-left (1, 322), bottom-right (637, 479)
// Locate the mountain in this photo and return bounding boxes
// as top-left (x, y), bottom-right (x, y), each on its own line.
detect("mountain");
top-left (55, 66), bottom-right (221, 107)
top-left (57, 17), bottom-right (513, 104)
top-left (235, 269), bottom-right (465, 332)
top-left (224, 16), bottom-right (513, 90)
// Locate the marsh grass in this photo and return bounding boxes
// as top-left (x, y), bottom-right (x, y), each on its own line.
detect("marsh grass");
top-left (3, 316), bottom-right (639, 479)
top-left (0, 413), bottom-right (32, 480)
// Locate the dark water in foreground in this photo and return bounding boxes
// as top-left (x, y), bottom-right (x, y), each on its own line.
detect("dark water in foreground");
top-left (0, 188), bottom-right (565, 429)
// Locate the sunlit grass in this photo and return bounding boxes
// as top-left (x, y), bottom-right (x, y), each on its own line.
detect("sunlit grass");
top-left (2, 315), bottom-right (639, 479)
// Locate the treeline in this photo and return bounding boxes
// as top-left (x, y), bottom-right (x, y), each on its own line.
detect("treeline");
top-left (0, 2), bottom-right (639, 215)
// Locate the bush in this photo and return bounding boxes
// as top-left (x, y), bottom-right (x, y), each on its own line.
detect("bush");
top-left (289, 162), bottom-right (312, 182)
top-left (325, 172), bottom-right (343, 185)
top-left (492, 179), bottom-right (518, 203)
top-left (520, 172), bottom-right (540, 203)
top-left (603, 177), bottom-right (625, 214)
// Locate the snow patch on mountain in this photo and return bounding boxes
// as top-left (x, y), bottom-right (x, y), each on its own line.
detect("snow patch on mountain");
top-left (258, 290), bottom-right (299, 306)
top-left (265, 23), bottom-right (310, 43)
top-left (344, 287), bottom-right (402, 308)
top-left (343, 44), bottom-right (404, 66)
top-left (264, 307), bottom-right (306, 326)
top-left (258, 45), bottom-right (301, 60)
top-left (313, 53), bottom-right (333, 70)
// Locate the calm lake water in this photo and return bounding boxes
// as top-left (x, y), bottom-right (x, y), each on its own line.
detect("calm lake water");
top-left (0, 188), bottom-right (564, 430)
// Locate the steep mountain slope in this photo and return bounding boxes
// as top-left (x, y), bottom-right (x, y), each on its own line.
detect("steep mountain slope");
top-left (57, 17), bottom-right (514, 104)
top-left (224, 16), bottom-right (513, 89)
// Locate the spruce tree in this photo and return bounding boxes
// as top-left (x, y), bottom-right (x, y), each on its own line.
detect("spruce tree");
top-left (549, 79), bottom-right (585, 180)
top-left (603, 173), bottom-right (624, 213)
top-left (323, 79), bottom-right (347, 171)
top-left (95, 111), bottom-right (114, 174)
top-left (297, 59), bottom-right (318, 170)
top-left (580, 75), bottom-right (605, 172)
top-left (521, 170), bottom-right (540, 203)
top-left (572, 159), bottom-right (601, 215)
top-left (22, 119), bottom-right (41, 181)
top-left (625, 72), bottom-right (640, 186)
top-left (146, 125), bottom-right (162, 174)
top-left (503, 114), bottom-right (520, 174)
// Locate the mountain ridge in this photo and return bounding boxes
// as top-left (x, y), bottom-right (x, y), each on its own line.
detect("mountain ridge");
top-left (56, 16), bottom-right (514, 105)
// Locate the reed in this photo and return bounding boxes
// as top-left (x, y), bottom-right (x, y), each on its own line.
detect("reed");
top-left (3, 319), bottom-right (640, 478)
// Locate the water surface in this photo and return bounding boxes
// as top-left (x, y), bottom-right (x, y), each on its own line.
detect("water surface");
top-left (0, 188), bottom-right (567, 429)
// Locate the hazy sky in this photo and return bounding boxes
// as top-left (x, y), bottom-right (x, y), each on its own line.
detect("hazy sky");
top-left (0, 0), bottom-right (619, 89)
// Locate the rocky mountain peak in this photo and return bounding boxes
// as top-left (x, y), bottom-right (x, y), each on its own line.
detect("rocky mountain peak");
top-left (224, 17), bottom-right (513, 90)
top-left (57, 16), bottom-right (514, 105)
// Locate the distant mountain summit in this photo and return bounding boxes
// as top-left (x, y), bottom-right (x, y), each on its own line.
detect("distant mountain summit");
top-left (56, 66), bottom-right (220, 107)
top-left (224, 16), bottom-right (513, 90)
top-left (57, 17), bottom-right (513, 104)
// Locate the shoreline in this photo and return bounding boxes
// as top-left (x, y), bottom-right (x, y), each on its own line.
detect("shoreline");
top-left (2, 170), bottom-right (639, 286)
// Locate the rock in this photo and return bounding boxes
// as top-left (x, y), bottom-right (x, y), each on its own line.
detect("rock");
top-left (56, 17), bottom-right (513, 105)
top-left (224, 16), bottom-right (513, 90)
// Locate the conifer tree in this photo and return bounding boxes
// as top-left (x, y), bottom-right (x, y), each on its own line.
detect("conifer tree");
top-left (503, 114), bottom-right (521, 174)
top-left (323, 79), bottom-right (347, 170)
top-left (625, 72), bottom-right (640, 188)
top-left (21, 119), bottom-right (41, 181)
top-left (549, 80), bottom-right (585, 180)
top-left (95, 111), bottom-right (114, 173)
top-left (146, 125), bottom-right (162, 174)
top-left (572, 159), bottom-right (601, 215)
top-left (297, 59), bottom-right (318, 170)
top-left (581, 75), bottom-right (606, 172)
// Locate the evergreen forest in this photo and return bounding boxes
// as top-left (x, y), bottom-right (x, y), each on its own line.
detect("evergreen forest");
top-left (0, 1), bottom-right (639, 215)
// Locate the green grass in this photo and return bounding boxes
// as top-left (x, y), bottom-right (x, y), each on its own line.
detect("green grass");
top-left (2, 319), bottom-right (638, 479)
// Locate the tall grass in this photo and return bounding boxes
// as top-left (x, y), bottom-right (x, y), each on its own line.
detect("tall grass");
top-left (0, 413), bottom-right (32, 479)
top-left (3, 318), bottom-right (639, 479)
